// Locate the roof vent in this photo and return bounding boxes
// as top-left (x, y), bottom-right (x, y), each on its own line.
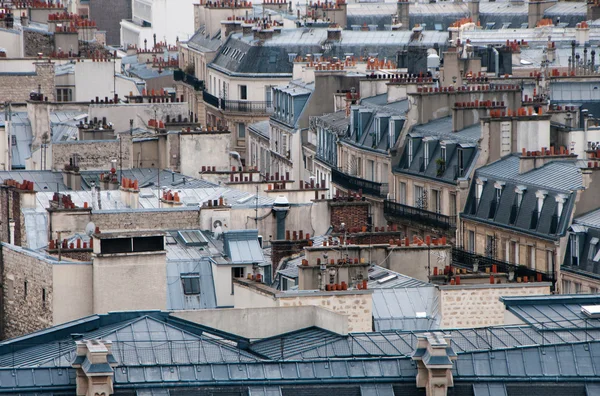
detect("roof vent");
top-left (581, 305), bottom-right (600, 318)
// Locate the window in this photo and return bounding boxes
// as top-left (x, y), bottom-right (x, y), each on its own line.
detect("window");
top-left (528, 246), bottom-right (536, 270)
top-left (238, 123), bottom-right (246, 138)
top-left (589, 238), bottom-right (599, 261)
top-left (56, 88), bottom-right (72, 102)
top-left (24, 280), bottom-right (28, 299)
top-left (571, 234), bottom-right (579, 266)
top-left (575, 282), bottom-right (582, 294)
top-left (449, 193), bottom-right (457, 217)
top-left (431, 189), bottom-right (441, 213)
top-left (232, 267), bottom-right (245, 278)
top-left (486, 235), bottom-right (494, 258)
top-left (423, 141), bottom-right (429, 168)
top-left (562, 280), bottom-right (572, 294)
top-left (414, 185), bottom-right (424, 209)
top-left (515, 191), bottom-right (523, 208)
top-left (239, 85), bottom-right (247, 100)
top-left (42, 288), bottom-right (46, 302)
top-left (590, 286), bottom-right (598, 294)
top-left (367, 159), bottom-right (374, 181)
top-left (495, 186), bottom-right (502, 202)
top-left (457, 148), bottom-right (464, 176)
top-left (408, 139), bottom-right (413, 167)
top-left (475, 181), bottom-right (484, 208)
top-left (468, 230), bottom-right (475, 252)
top-left (536, 190), bottom-right (547, 218)
top-left (547, 250), bottom-right (554, 273)
top-left (265, 86), bottom-right (273, 107)
top-left (441, 145), bottom-right (446, 162)
top-left (181, 273), bottom-right (201, 295)
top-left (510, 241), bottom-right (518, 264)
top-left (399, 182), bottom-right (407, 204)
top-left (11, 135), bottom-right (16, 146)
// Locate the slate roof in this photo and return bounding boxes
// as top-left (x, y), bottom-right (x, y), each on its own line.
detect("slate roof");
top-left (575, 208), bottom-right (600, 229)
top-left (562, 210), bottom-right (600, 280)
top-left (394, 117), bottom-right (480, 184)
top-left (187, 25), bottom-right (222, 52)
top-left (462, 155), bottom-right (582, 240)
top-left (0, 170), bottom-right (67, 191)
top-left (210, 29), bottom-right (448, 76)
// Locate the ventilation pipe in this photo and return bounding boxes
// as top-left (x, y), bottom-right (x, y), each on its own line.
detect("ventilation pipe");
top-left (272, 195), bottom-right (290, 240)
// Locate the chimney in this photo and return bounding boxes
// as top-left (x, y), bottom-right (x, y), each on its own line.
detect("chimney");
top-left (327, 25), bottom-right (342, 41)
top-left (253, 26), bottom-right (274, 40)
top-left (412, 333), bottom-right (457, 396)
top-left (72, 340), bottom-right (118, 396)
top-left (519, 146), bottom-right (575, 174)
top-left (467, 0), bottom-right (479, 24)
top-left (241, 22), bottom-right (253, 35)
top-left (220, 19), bottom-right (242, 42)
top-left (396, 0), bottom-right (410, 30)
top-left (576, 22), bottom-right (590, 47)
top-left (528, 0), bottom-right (555, 29)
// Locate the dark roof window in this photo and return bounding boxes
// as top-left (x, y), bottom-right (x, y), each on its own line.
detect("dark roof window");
top-left (181, 273), bottom-right (201, 295)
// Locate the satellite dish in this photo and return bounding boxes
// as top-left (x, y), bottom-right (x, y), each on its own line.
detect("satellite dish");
top-left (85, 222), bottom-right (96, 236)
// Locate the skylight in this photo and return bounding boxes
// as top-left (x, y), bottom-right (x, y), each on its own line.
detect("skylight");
top-left (178, 230), bottom-right (209, 246)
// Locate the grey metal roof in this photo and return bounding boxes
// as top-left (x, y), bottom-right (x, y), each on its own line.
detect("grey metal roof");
top-left (166, 259), bottom-right (217, 310)
top-left (501, 294), bottom-right (600, 330)
top-left (575, 208), bottom-right (600, 229)
top-left (410, 116), bottom-right (481, 144)
top-left (222, 230), bottom-right (265, 264)
top-left (367, 265), bottom-right (430, 289)
top-left (80, 169), bottom-right (217, 190)
top-left (372, 287), bottom-right (440, 331)
top-left (0, 170), bottom-right (67, 191)
top-left (476, 154), bottom-right (584, 193)
top-left (1, 111), bottom-right (32, 169)
top-left (128, 62), bottom-right (174, 80)
top-left (313, 110), bottom-right (350, 136)
top-left (550, 81), bottom-right (600, 102)
top-left (248, 120), bottom-right (270, 139)
top-left (187, 25), bottom-right (222, 52)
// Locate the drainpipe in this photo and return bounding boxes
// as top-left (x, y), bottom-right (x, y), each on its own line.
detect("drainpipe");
top-left (492, 47), bottom-right (499, 77)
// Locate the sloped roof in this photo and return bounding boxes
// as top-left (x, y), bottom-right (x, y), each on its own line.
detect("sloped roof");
top-left (223, 230), bottom-right (265, 264)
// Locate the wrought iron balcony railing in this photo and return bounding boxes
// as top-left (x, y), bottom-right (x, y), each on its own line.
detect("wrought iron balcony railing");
top-left (384, 200), bottom-right (457, 230)
top-left (332, 168), bottom-right (388, 198)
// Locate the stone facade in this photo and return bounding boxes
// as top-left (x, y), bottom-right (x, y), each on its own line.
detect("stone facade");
top-left (0, 187), bottom-right (25, 246)
top-left (91, 208), bottom-right (200, 232)
top-left (52, 136), bottom-right (132, 171)
top-left (438, 283), bottom-right (551, 328)
top-left (329, 200), bottom-right (370, 233)
top-left (278, 292), bottom-right (373, 333)
top-left (0, 61), bottom-right (55, 102)
top-left (1, 244), bottom-right (53, 339)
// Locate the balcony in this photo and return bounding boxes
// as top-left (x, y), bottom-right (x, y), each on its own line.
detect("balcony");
top-left (174, 69), bottom-right (204, 91)
top-left (384, 200), bottom-right (457, 230)
top-left (202, 91), bottom-right (220, 108)
top-left (452, 246), bottom-right (556, 287)
top-left (332, 168), bottom-right (388, 198)
top-left (221, 99), bottom-right (273, 114)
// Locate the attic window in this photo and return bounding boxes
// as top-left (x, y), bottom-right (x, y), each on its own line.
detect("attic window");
top-left (589, 238), bottom-right (599, 261)
top-left (288, 53), bottom-right (297, 62)
top-left (269, 55), bottom-right (277, 64)
top-left (535, 190), bottom-right (548, 218)
top-left (181, 273), bottom-right (201, 295)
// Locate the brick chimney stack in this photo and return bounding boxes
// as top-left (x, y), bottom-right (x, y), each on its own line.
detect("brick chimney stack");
top-left (72, 339), bottom-right (118, 396)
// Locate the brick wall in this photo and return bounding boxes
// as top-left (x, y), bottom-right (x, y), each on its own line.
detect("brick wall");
top-left (91, 208), bottom-right (200, 232)
top-left (47, 249), bottom-right (92, 262)
top-left (346, 231), bottom-right (404, 245)
top-left (0, 61), bottom-right (55, 102)
top-left (438, 283), bottom-right (551, 328)
top-left (1, 244), bottom-right (53, 339)
top-left (329, 200), bottom-right (369, 233)
top-left (271, 239), bottom-right (310, 273)
top-left (52, 136), bottom-right (132, 171)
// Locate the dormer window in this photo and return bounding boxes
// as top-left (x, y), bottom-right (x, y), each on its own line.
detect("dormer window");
top-left (423, 140), bottom-right (430, 168)
top-left (515, 186), bottom-right (526, 209)
top-left (535, 190), bottom-right (548, 219)
top-left (475, 178), bottom-right (486, 209)
top-left (441, 145), bottom-right (446, 162)
top-left (408, 139), bottom-right (414, 167)
top-left (555, 194), bottom-right (567, 219)
top-left (494, 181), bottom-right (505, 202)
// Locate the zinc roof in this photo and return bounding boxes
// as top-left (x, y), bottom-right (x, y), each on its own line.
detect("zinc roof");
top-left (476, 154), bottom-right (584, 193)
top-left (574, 208), bottom-right (600, 229)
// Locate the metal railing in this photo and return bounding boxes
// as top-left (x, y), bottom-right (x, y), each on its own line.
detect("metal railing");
top-left (221, 99), bottom-right (273, 114)
top-left (174, 69), bottom-right (204, 91)
top-left (202, 90), bottom-right (220, 108)
top-left (452, 246), bottom-right (556, 286)
top-left (384, 200), bottom-right (457, 230)
top-left (332, 168), bottom-right (387, 198)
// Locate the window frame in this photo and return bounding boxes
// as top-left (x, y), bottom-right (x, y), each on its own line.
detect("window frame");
top-left (181, 273), bottom-right (201, 295)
